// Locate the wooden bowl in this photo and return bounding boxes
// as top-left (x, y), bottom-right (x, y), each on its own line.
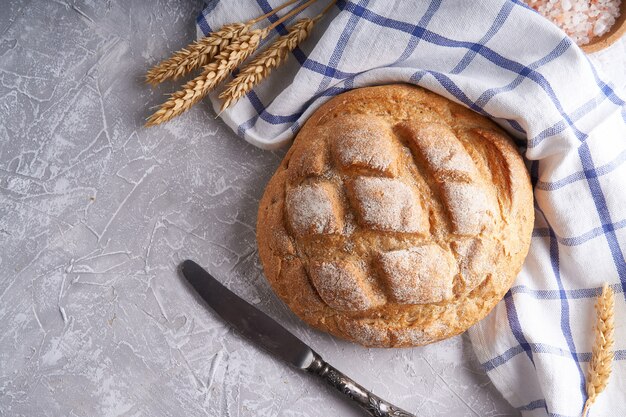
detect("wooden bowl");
top-left (582, 2), bottom-right (626, 53)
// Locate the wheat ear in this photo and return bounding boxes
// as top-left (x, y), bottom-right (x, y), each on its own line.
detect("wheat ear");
top-left (218, 17), bottom-right (316, 112)
top-left (582, 284), bottom-right (615, 417)
top-left (145, 23), bottom-right (250, 85)
top-left (145, 28), bottom-right (268, 127)
top-left (144, 0), bottom-right (303, 85)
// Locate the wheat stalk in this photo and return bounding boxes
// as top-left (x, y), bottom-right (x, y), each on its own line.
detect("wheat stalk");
top-left (145, 23), bottom-right (250, 85)
top-left (218, 17), bottom-right (316, 112)
top-left (144, 0), bottom-right (303, 85)
top-left (145, 28), bottom-right (268, 127)
top-left (144, 0), bottom-right (329, 126)
top-left (582, 284), bottom-right (615, 417)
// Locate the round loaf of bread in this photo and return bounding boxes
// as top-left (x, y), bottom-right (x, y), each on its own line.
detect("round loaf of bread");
top-left (257, 84), bottom-right (533, 347)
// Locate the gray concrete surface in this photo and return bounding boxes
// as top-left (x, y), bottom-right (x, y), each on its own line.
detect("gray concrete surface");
top-left (1, 1), bottom-right (624, 416)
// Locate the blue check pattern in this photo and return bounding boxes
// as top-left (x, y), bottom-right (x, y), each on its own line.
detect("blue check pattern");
top-left (198, 1), bottom-right (626, 415)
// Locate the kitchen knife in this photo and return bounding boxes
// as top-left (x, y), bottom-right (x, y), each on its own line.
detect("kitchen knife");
top-left (180, 259), bottom-right (415, 417)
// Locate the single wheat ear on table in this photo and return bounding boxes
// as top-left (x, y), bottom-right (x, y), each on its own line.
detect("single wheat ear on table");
top-left (582, 283), bottom-right (615, 417)
top-left (145, 23), bottom-right (250, 86)
top-left (219, 17), bottom-right (317, 112)
top-left (145, 28), bottom-right (268, 127)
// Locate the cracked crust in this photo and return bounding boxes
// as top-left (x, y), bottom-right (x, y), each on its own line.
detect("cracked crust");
top-left (256, 84), bottom-right (534, 347)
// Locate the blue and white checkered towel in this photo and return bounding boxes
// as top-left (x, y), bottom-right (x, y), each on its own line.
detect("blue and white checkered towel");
top-left (197, 1), bottom-right (626, 416)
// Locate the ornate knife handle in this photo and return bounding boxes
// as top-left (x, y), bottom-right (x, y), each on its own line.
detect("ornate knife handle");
top-left (306, 351), bottom-right (416, 417)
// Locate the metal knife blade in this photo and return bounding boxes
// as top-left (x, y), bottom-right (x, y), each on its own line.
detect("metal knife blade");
top-left (180, 259), bottom-right (315, 369)
top-left (180, 259), bottom-right (416, 417)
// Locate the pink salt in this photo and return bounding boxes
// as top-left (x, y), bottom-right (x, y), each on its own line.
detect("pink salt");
top-left (525, 0), bottom-right (622, 46)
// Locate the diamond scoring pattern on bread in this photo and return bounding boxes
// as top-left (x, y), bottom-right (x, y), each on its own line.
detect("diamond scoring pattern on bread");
top-left (286, 182), bottom-right (344, 236)
top-left (347, 177), bottom-right (426, 233)
top-left (333, 115), bottom-right (398, 177)
top-left (400, 121), bottom-right (499, 235)
top-left (257, 85), bottom-right (534, 347)
top-left (377, 245), bottom-right (457, 304)
top-left (284, 117), bottom-right (496, 307)
top-left (308, 259), bottom-right (385, 311)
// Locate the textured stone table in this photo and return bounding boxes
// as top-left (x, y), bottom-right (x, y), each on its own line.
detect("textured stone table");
top-left (1, 2), bottom-right (624, 416)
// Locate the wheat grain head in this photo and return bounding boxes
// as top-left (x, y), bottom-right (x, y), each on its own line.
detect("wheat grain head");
top-left (582, 283), bottom-right (615, 417)
top-left (145, 23), bottom-right (250, 86)
top-left (145, 28), bottom-right (268, 127)
top-left (218, 17), bottom-right (316, 112)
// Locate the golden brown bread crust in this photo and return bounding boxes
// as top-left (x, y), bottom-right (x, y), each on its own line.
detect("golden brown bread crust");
top-left (256, 84), bottom-right (534, 347)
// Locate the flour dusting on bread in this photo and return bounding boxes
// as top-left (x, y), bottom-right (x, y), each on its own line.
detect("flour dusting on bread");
top-left (286, 183), bottom-right (343, 236)
top-left (333, 115), bottom-right (398, 177)
top-left (308, 260), bottom-right (384, 311)
top-left (257, 84), bottom-right (534, 347)
top-left (348, 177), bottom-right (425, 233)
top-left (378, 245), bottom-right (457, 304)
